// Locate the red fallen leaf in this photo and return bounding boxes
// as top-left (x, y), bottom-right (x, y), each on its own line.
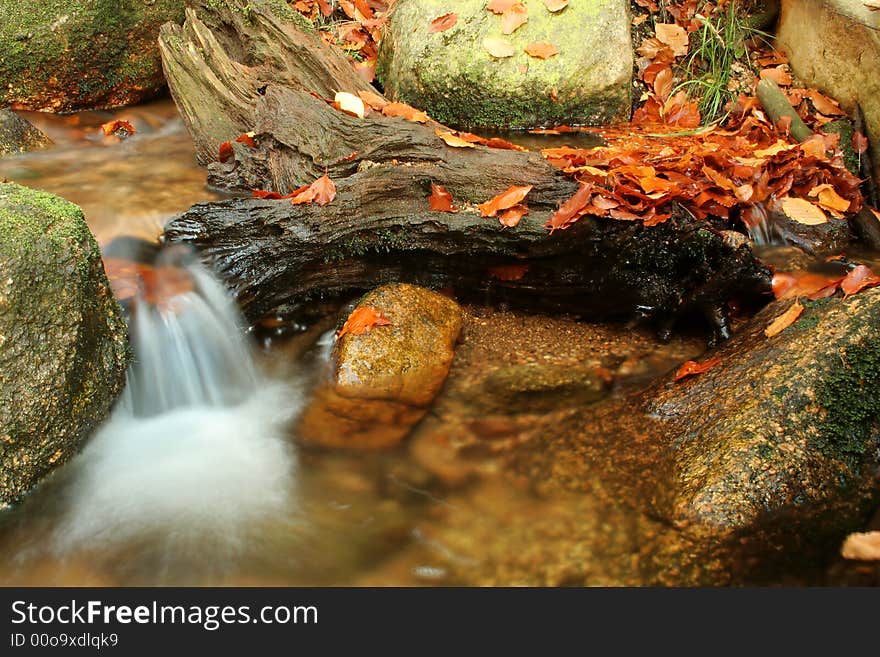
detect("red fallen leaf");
top-left (429, 12), bottom-right (457, 32)
top-left (487, 0), bottom-right (518, 13)
top-left (100, 119), bottom-right (136, 137)
top-left (841, 264), bottom-right (880, 296)
top-left (525, 42), bottom-right (559, 59)
top-left (235, 131), bottom-right (256, 148)
top-left (290, 174), bottom-right (337, 206)
top-left (760, 67), bottom-right (793, 86)
top-left (771, 271), bottom-right (845, 300)
top-left (673, 356), bottom-right (721, 382)
top-left (252, 189), bottom-right (289, 200)
top-left (652, 65), bottom-right (673, 101)
top-left (853, 131), bottom-right (869, 154)
top-left (498, 203), bottom-right (529, 227)
top-left (488, 264), bottom-right (529, 281)
top-left (654, 23), bottom-right (688, 57)
top-left (482, 137), bottom-right (528, 152)
top-left (548, 183), bottom-right (593, 232)
top-left (765, 300), bottom-right (804, 337)
top-left (382, 101), bottom-right (429, 123)
top-left (336, 306), bottom-right (392, 340)
top-left (806, 90), bottom-right (845, 116)
top-left (218, 141), bottom-right (234, 163)
top-left (478, 185), bottom-right (533, 217)
top-left (429, 183), bottom-right (457, 212)
top-left (500, 3), bottom-right (528, 34)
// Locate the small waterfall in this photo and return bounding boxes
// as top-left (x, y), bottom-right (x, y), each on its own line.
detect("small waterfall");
top-left (52, 241), bottom-right (299, 552)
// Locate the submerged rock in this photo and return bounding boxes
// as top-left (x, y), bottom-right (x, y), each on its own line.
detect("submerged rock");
top-left (0, 110), bottom-right (52, 156)
top-left (297, 284), bottom-right (462, 449)
top-left (377, 0), bottom-right (632, 129)
top-left (0, 0), bottom-right (184, 111)
top-left (0, 182), bottom-right (129, 505)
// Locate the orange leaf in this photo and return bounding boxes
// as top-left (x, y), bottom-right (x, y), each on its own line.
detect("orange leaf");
top-left (809, 183), bottom-right (851, 214)
top-left (100, 119), bottom-right (135, 137)
top-left (336, 306), bottom-right (392, 340)
top-left (483, 37), bottom-right (515, 58)
top-left (673, 357), bottom-right (721, 382)
top-left (488, 264), bottom-right (529, 281)
top-left (429, 183), bottom-right (457, 212)
top-left (252, 189), bottom-right (289, 200)
top-left (652, 65), bottom-right (673, 101)
top-left (806, 90), bottom-right (845, 116)
top-left (548, 183), bottom-right (592, 231)
top-left (429, 12), bottom-right (458, 32)
top-left (654, 23), bottom-right (688, 57)
top-left (290, 174), bottom-right (337, 206)
top-left (235, 131), bottom-right (256, 147)
top-left (853, 131), bottom-right (869, 154)
top-left (779, 197), bottom-right (828, 225)
top-left (498, 203), bottom-right (529, 227)
top-left (525, 42), bottom-right (559, 59)
top-left (436, 128), bottom-right (477, 148)
top-left (501, 3), bottom-right (528, 34)
top-left (760, 67), bottom-right (792, 86)
top-left (841, 264), bottom-right (880, 296)
top-left (487, 0), bottom-right (518, 12)
top-left (382, 101), bottom-right (429, 123)
top-left (358, 90), bottom-right (388, 111)
top-left (764, 300), bottom-right (804, 337)
top-left (478, 185), bottom-right (533, 217)
top-left (543, 0), bottom-right (569, 11)
top-left (218, 141), bottom-right (234, 163)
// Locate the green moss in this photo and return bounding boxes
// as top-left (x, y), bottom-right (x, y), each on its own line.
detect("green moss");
top-left (821, 120), bottom-right (860, 176)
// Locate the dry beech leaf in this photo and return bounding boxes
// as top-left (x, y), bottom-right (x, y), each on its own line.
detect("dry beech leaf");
top-left (336, 306), bottom-right (392, 340)
top-left (218, 141), bottom-right (234, 163)
top-left (429, 12), bottom-right (458, 33)
top-left (498, 203), bottom-right (529, 227)
top-left (435, 128), bottom-right (477, 148)
top-left (479, 185), bottom-right (533, 217)
top-left (382, 101), bottom-right (429, 123)
top-left (673, 357), bottom-right (721, 382)
top-left (853, 131), bottom-right (869, 154)
top-left (484, 37), bottom-right (515, 58)
top-left (543, 0), bottom-right (569, 11)
top-left (765, 300), bottom-right (804, 337)
top-left (525, 42), bottom-right (559, 59)
top-left (234, 131), bottom-right (257, 147)
top-left (290, 174), bottom-right (336, 206)
top-left (760, 67), bottom-right (793, 86)
top-left (807, 90), bottom-right (845, 116)
top-left (780, 197), bottom-right (828, 225)
top-left (101, 119), bottom-right (135, 137)
top-left (487, 0), bottom-right (518, 12)
top-left (654, 23), bottom-right (689, 57)
top-left (809, 183), bottom-right (851, 214)
top-left (428, 183), bottom-right (457, 212)
top-left (501, 3), bottom-right (528, 34)
top-left (841, 264), bottom-right (880, 296)
top-left (333, 92), bottom-right (366, 118)
top-left (841, 531), bottom-right (880, 561)
top-left (358, 90), bottom-right (388, 111)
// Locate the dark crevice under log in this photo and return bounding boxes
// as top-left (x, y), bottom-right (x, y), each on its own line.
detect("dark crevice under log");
top-left (159, 0), bottom-right (773, 339)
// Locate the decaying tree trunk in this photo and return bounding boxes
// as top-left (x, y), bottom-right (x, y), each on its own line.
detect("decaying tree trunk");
top-left (159, 0), bottom-right (773, 338)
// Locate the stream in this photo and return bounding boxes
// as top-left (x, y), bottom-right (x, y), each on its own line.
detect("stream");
top-left (0, 100), bottom-right (873, 586)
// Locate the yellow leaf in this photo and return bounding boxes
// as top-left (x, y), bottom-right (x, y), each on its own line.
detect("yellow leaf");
top-left (483, 37), bottom-right (515, 58)
top-left (780, 197), bottom-right (828, 225)
top-left (808, 183), bottom-right (851, 214)
top-left (435, 128), bottom-right (477, 148)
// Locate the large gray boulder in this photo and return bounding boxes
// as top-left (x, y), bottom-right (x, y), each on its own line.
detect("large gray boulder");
top-left (377, 0), bottom-right (633, 129)
top-left (0, 182), bottom-right (129, 505)
top-left (0, 0), bottom-right (184, 111)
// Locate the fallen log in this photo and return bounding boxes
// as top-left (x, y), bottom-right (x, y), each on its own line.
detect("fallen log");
top-left (159, 0), bottom-right (773, 339)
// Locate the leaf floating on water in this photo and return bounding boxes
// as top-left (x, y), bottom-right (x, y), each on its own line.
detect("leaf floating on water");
top-left (543, 0), bottom-right (569, 12)
top-left (336, 306), bottom-right (392, 340)
top-left (478, 185), bottom-right (533, 217)
top-left (673, 357), bottom-right (721, 382)
top-left (779, 197), bottom-right (828, 225)
top-left (484, 37), bottom-right (515, 58)
top-left (500, 3), bottom-right (528, 34)
top-left (428, 183), bottom-right (457, 212)
top-left (765, 300), bottom-right (804, 337)
top-left (525, 42), bottom-right (559, 59)
top-left (100, 119), bottom-right (136, 137)
top-left (429, 12), bottom-right (458, 32)
top-left (435, 128), bottom-right (477, 148)
top-left (218, 141), bottom-right (234, 163)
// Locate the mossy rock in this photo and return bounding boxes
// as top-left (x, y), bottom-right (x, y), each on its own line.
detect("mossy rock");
top-left (0, 110), bottom-right (52, 156)
top-left (377, 0), bottom-right (632, 130)
top-left (0, 182), bottom-right (129, 505)
top-left (0, 0), bottom-right (185, 111)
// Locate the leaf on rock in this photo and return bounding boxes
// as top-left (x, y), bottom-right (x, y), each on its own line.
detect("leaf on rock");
top-left (333, 91), bottom-right (366, 118)
top-left (809, 183), bottom-right (851, 214)
top-left (336, 306), bottom-right (392, 340)
top-left (429, 12), bottom-right (458, 33)
top-left (547, 183), bottom-right (593, 232)
top-left (382, 101), bottom-right (429, 123)
top-left (252, 189), bottom-right (289, 200)
top-left (841, 264), bottom-right (880, 296)
top-left (673, 357), bottom-right (721, 382)
top-left (358, 89), bottom-right (388, 111)
top-left (484, 36), bottom-right (515, 58)
top-left (654, 23), bottom-right (689, 57)
top-left (780, 197), bottom-right (828, 225)
top-left (525, 42), bottom-right (559, 59)
top-left (806, 90), bottom-right (845, 116)
top-left (429, 183), bottom-right (457, 212)
top-left (479, 185), bottom-right (533, 217)
top-left (234, 131), bottom-right (257, 147)
top-left (290, 174), bottom-right (337, 206)
top-left (487, 0), bottom-right (518, 13)
top-left (218, 141), bottom-right (234, 163)
top-left (764, 300), bottom-right (804, 337)
top-left (498, 203), bottom-right (529, 227)
top-left (500, 3), bottom-right (528, 34)
top-left (100, 119), bottom-right (136, 137)
top-left (436, 128), bottom-right (477, 148)
top-left (543, 0), bottom-right (569, 11)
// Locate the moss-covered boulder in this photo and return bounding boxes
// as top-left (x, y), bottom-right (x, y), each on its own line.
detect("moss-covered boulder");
top-left (377, 0), bottom-right (632, 130)
top-left (0, 183), bottom-right (129, 505)
top-left (645, 287), bottom-right (880, 582)
top-left (0, 110), bottom-right (52, 156)
top-left (0, 0), bottom-right (184, 112)
top-left (297, 284), bottom-right (462, 449)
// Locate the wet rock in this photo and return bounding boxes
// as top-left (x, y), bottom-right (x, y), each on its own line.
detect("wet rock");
top-left (646, 287), bottom-right (880, 583)
top-left (0, 110), bottom-right (52, 156)
top-left (0, 182), bottom-right (129, 505)
top-left (777, 0), bottom-right (880, 185)
top-left (479, 362), bottom-right (610, 414)
top-left (0, 0), bottom-right (184, 111)
top-left (377, 0), bottom-right (632, 129)
top-left (768, 211), bottom-right (854, 255)
top-left (297, 284), bottom-right (462, 449)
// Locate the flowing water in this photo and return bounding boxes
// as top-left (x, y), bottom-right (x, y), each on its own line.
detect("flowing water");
top-left (1, 100), bottom-right (872, 586)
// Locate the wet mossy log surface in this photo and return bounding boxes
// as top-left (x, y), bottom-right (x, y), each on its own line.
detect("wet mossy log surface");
top-left (160, 0), bottom-right (772, 335)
